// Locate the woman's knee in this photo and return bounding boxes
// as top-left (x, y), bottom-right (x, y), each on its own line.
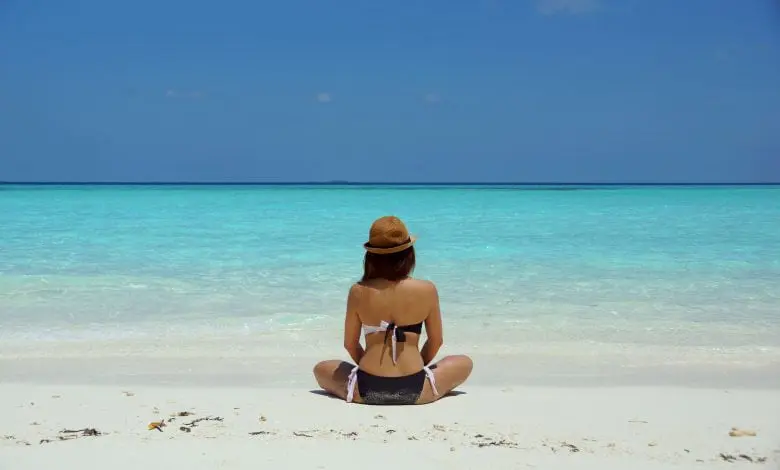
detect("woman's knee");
top-left (441, 354), bottom-right (473, 372)
top-left (312, 360), bottom-right (331, 379)
top-left (439, 355), bottom-right (473, 385)
top-left (458, 354), bottom-right (474, 373)
top-left (313, 359), bottom-right (351, 383)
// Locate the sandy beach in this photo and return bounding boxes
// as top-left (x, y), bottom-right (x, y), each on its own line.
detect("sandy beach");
top-left (2, 185), bottom-right (779, 469)
top-left (2, 351), bottom-right (779, 470)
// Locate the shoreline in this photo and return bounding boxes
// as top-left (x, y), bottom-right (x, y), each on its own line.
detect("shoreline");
top-left (3, 353), bottom-right (780, 390)
top-left (3, 330), bottom-right (780, 390)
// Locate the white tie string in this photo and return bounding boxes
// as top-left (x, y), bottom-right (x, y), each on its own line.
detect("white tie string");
top-left (424, 366), bottom-right (439, 396)
top-left (390, 324), bottom-right (398, 364)
top-left (345, 366), bottom-right (359, 403)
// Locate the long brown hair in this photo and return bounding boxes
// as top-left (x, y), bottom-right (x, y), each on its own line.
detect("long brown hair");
top-left (361, 246), bottom-right (416, 282)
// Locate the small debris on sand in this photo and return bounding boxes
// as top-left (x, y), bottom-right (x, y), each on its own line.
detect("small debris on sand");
top-left (374, 414), bottom-right (386, 420)
top-left (719, 453), bottom-right (767, 463)
top-left (259, 415), bottom-right (267, 422)
top-left (179, 427), bottom-right (191, 433)
top-left (178, 416), bottom-right (223, 433)
top-left (39, 428), bottom-right (102, 444)
top-left (560, 442), bottom-right (580, 453)
top-left (323, 429), bottom-right (358, 439)
top-left (249, 430), bottom-right (275, 436)
top-left (433, 424), bottom-right (447, 432)
top-left (122, 391), bottom-right (134, 397)
top-left (472, 434), bottom-right (519, 449)
top-left (293, 431), bottom-right (313, 438)
top-left (476, 439), bottom-right (518, 449)
top-left (148, 420), bottom-right (166, 432)
top-left (61, 428), bottom-right (101, 437)
top-left (728, 427), bottom-right (757, 437)
top-left (183, 416), bottom-right (223, 427)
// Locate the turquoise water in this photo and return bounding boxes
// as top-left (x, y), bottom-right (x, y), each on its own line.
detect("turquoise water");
top-left (1, 185), bottom-right (779, 356)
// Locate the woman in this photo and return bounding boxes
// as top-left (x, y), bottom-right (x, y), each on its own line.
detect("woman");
top-left (313, 215), bottom-right (473, 405)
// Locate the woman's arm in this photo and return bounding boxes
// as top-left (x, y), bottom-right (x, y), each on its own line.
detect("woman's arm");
top-left (343, 284), bottom-right (365, 364)
top-left (420, 281), bottom-right (443, 366)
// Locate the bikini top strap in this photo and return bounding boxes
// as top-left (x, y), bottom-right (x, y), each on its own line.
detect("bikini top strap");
top-left (363, 320), bottom-right (407, 365)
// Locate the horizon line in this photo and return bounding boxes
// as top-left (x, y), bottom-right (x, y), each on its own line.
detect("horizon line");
top-left (1, 181), bottom-right (779, 186)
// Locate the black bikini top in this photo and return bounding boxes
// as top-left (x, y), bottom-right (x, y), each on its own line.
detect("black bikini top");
top-left (385, 321), bottom-right (423, 343)
top-left (361, 320), bottom-right (424, 364)
top-left (362, 320), bottom-right (423, 343)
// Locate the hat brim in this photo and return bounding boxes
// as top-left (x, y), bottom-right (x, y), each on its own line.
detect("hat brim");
top-left (364, 235), bottom-right (417, 255)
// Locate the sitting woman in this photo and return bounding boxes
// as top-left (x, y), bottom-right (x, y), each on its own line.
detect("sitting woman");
top-left (313, 216), bottom-right (473, 405)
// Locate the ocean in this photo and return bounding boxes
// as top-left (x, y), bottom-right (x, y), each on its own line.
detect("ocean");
top-left (1, 184), bottom-right (779, 374)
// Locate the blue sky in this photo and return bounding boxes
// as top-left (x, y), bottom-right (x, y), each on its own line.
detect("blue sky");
top-left (1, 0), bottom-right (778, 183)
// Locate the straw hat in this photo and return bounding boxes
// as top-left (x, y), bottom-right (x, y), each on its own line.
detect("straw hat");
top-left (363, 216), bottom-right (416, 255)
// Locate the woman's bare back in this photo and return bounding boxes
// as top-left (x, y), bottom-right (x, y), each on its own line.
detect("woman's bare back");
top-left (354, 278), bottom-right (437, 376)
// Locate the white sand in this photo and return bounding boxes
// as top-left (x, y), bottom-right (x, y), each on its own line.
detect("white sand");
top-left (2, 333), bottom-right (780, 469)
top-left (2, 380), bottom-right (779, 470)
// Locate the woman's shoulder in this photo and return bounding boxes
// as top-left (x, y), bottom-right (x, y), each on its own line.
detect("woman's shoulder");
top-left (406, 277), bottom-right (436, 287)
top-left (351, 278), bottom-right (438, 293)
top-left (401, 278), bottom-right (438, 296)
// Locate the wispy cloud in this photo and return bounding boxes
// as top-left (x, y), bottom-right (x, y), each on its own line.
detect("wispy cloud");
top-left (536, 0), bottom-right (600, 15)
top-left (316, 92), bottom-right (332, 103)
top-left (165, 89), bottom-right (204, 99)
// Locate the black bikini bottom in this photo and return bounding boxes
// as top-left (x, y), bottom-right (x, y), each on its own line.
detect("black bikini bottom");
top-left (356, 369), bottom-right (427, 405)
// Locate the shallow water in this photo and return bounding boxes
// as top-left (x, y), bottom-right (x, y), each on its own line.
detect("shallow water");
top-left (1, 184), bottom-right (778, 367)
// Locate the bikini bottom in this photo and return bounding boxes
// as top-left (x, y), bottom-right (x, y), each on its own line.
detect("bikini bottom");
top-left (346, 366), bottom-right (439, 405)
